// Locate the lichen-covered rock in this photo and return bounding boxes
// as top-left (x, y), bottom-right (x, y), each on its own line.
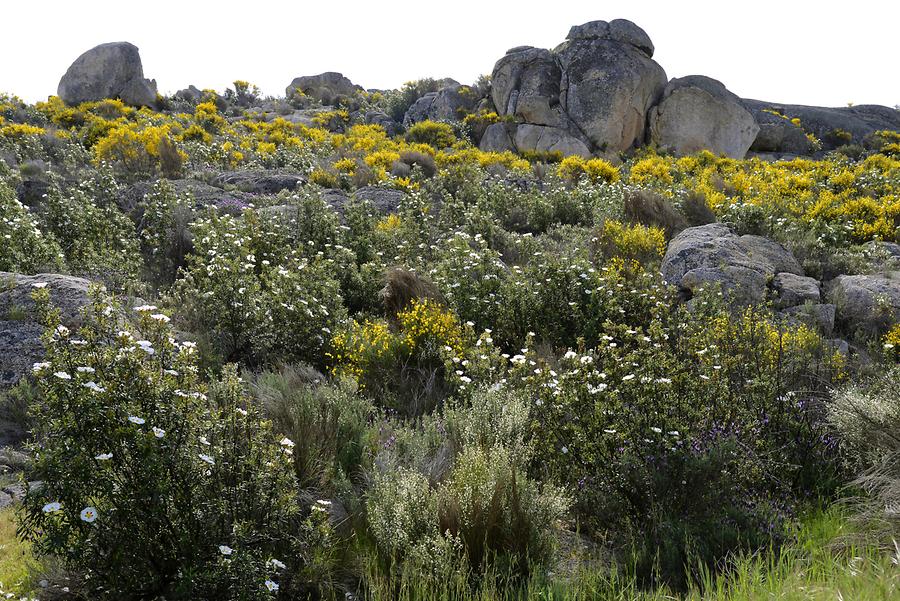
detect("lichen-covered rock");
top-left (212, 171), bottom-right (305, 195)
top-left (58, 42), bottom-right (157, 107)
top-left (491, 47), bottom-right (569, 128)
top-left (0, 272), bottom-right (93, 388)
top-left (513, 124), bottom-right (591, 158)
top-left (781, 303), bottom-right (836, 336)
top-left (827, 272), bottom-right (900, 335)
top-left (479, 123), bottom-right (518, 154)
top-left (772, 272), bottom-right (821, 309)
top-left (662, 224), bottom-right (803, 304)
top-left (555, 20), bottom-right (667, 152)
top-left (285, 72), bottom-right (362, 105)
top-left (403, 85), bottom-right (478, 126)
top-left (745, 100), bottom-right (900, 152)
top-left (648, 76), bottom-right (759, 158)
top-left (355, 187), bottom-right (406, 215)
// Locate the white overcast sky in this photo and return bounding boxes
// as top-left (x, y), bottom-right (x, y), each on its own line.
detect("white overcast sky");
top-left (1, 0), bottom-right (898, 108)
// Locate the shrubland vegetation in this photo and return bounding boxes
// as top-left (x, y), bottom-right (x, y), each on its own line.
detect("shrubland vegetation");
top-left (0, 82), bottom-right (898, 599)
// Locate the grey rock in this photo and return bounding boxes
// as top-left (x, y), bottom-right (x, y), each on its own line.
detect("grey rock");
top-left (662, 224), bottom-right (803, 304)
top-left (120, 179), bottom-right (254, 217)
top-left (355, 187), bottom-right (407, 215)
top-left (750, 117), bottom-right (814, 155)
top-left (0, 491), bottom-right (12, 509)
top-left (285, 72), bottom-right (362, 105)
top-left (772, 272), bottom-right (821, 308)
top-left (745, 100), bottom-right (900, 151)
top-left (174, 85), bottom-right (204, 103)
top-left (212, 171), bottom-right (305, 195)
top-left (479, 123), bottom-right (518, 154)
top-left (491, 47), bottom-right (569, 128)
top-left (0, 321), bottom-right (44, 388)
top-left (827, 272), bottom-right (900, 335)
top-left (0, 272), bottom-right (92, 326)
top-left (566, 18), bottom-right (656, 58)
top-left (403, 85), bottom-right (478, 127)
top-left (648, 75), bottom-right (759, 158)
top-left (0, 272), bottom-right (93, 388)
top-left (513, 124), bottom-right (591, 158)
top-left (321, 189), bottom-right (351, 218)
top-left (682, 266), bottom-right (768, 305)
top-left (58, 42), bottom-right (157, 107)
top-left (781, 303), bottom-right (836, 336)
top-left (555, 21), bottom-right (667, 152)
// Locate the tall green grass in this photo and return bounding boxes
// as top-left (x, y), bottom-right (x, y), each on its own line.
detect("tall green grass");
top-left (364, 508), bottom-right (898, 601)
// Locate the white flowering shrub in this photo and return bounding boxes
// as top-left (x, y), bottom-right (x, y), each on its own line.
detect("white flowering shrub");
top-left (514, 291), bottom-right (846, 587)
top-left (19, 289), bottom-right (335, 599)
top-left (39, 176), bottom-right (141, 288)
top-left (0, 178), bottom-right (64, 273)
top-left (172, 208), bottom-right (347, 368)
top-left (138, 179), bottom-right (195, 285)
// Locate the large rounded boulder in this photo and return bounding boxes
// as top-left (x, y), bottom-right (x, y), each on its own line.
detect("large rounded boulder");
top-left (662, 224), bottom-right (804, 305)
top-left (58, 42), bottom-right (157, 107)
top-left (648, 76), bottom-right (759, 158)
top-left (491, 46), bottom-right (569, 128)
top-left (554, 19), bottom-right (667, 152)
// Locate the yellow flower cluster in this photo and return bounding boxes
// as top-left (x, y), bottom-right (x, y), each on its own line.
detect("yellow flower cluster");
top-left (328, 300), bottom-right (465, 386)
top-left (396, 299), bottom-right (465, 356)
top-left (885, 323), bottom-right (900, 360)
top-left (557, 155), bottom-right (620, 184)
top-left (598, 219), bottom-right (666, 263)
top-left (0, 123), bottom-right (45, 138)
top-left (631, 150), bottom-right (900, 243)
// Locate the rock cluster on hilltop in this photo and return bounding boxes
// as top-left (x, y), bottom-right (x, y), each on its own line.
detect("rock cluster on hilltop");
top-left (55, 22), bottom-right (900, 159)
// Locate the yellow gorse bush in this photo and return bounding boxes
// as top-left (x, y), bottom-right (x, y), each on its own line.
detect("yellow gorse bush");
top-left (396, 299), bottom-right (465, 356)
top-left (598, 220), bottom-right (666, 263)
top-left (557, 155), bottom-right (620, 184)
top-left (0, 123), bottom-right (45, 138)
top-left (328, 300), bottom-right (465, 388)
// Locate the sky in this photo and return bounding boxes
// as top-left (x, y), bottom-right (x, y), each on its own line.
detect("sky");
top-left (1, 1), bottom-right (898, 108)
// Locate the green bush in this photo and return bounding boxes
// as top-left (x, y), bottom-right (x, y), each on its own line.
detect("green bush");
top-left (19, 289), bottom-right (336, 599)
top-left (251, 364), bottom-right (374, 494)
top-left (138, 179), bottom-right (195, 286)
top-left (365, 387), bottom-right (568, 588)
top-left (517, 296), bottom-right (845, 587)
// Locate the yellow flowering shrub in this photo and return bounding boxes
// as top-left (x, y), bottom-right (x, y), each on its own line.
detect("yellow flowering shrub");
top-left (629, 155), bottom-right (674, 186)
top-left (94, 122), bottom-right (186, 176)
top-left (596, 219), bottom-right (666, 264)
top-left (406, 120), bottom-right (456, 148)
top-left (328, 300), bottom-right (466, 408)
top-left (365, 149), bottom-right (401, 171)
top-left (557, 155), bottom-right (620, 184)
top-left (396, 299), bottom-right (465, 356)
top-left (884, 323), bottom-right (900, 359)
top-left (375, 213), bottom-right (402, 233)
top-left (194, 101), bottom-right (226, 133)
top-left (0, 123), bottom-right (45, 138)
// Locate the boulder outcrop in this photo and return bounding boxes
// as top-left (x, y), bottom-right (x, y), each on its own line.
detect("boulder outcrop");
top-left (58, 42), bottom-right (157, 107)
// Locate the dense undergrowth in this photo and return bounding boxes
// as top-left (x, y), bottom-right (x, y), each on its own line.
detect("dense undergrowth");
top-left (0, 83), bottom-right (898, 599)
